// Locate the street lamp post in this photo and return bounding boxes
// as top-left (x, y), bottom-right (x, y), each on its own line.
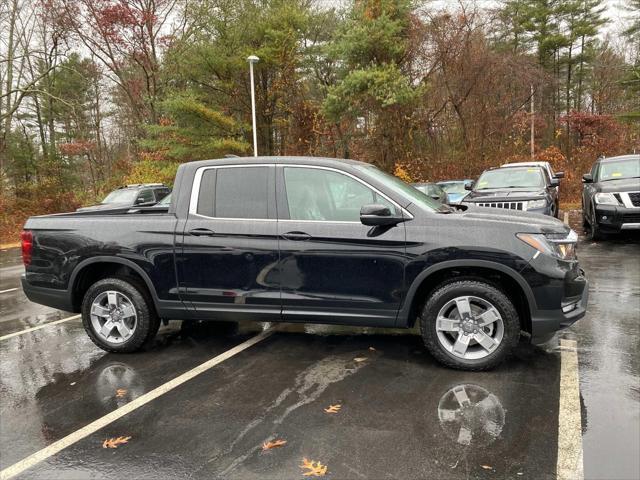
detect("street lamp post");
top-left (247, 55), bottom-right (259, 157)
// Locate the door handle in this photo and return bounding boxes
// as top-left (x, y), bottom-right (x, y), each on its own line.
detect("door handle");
top-left (189, 228), bottom-right (215, 237)
top-left (282, 231), bottom-right (311, 241)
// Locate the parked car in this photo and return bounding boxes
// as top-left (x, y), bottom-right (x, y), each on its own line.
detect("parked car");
top-left (463, 166), bottom-right (560, 217)
top-left (436, 179), bottom-right (474, 205)
top-left (77, 184), bottom-right (171, 213)
top-left (21, 156), bottom-right (587, 371)
top-left (412, 182), bottom-right (448, 204)
top-left (582, 154), bottom-right (640, 240)
top-left (502, 161), bottom-right (564, 204)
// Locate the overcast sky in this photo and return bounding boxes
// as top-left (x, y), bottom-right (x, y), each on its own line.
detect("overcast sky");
top-left (317, 0), bottom-right (634, 39)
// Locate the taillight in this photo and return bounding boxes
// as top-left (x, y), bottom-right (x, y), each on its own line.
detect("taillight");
top-left (21, 230), bottom-right (33, 266)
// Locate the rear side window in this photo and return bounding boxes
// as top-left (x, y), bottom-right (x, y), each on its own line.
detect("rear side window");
top-left (196, 167), bottom-right (269, 219)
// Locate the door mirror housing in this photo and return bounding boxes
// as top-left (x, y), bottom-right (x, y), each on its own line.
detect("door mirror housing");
top-left (135, 197), bottom-right (145, 205)
top-left (360, 204), bottom-right (404, 226)
top-left (550, 178), bottom-right (560, 187)
top-left (582, 174), bottom-right (593, 183)
top-left (554, 171), bottom-right (565, 179)
top-left (464, 181), bottom-right (474, 191)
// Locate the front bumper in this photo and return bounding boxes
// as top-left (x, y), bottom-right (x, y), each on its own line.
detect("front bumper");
top-left (521, 250), bottom-right (589, 344)
top-left (594, 205), bottom-right (640, 232)
top-left (529, 275), bottom-right (588, 344)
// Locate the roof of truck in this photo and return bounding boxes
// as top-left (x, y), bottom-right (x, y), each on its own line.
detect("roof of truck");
top-left (183, 156), bottom-right (371, 169)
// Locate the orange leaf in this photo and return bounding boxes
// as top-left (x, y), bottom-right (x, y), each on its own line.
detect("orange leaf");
top-left (115, 389), bottom-right (127, 398)
top-left (102, 436), bottom-right (131, 449)
top-left (324, 404), bottom-right (341, 414)
top-left (300, 458), bottom-right (328, 477)
top-left (262, 439), bottom-right (287, 450)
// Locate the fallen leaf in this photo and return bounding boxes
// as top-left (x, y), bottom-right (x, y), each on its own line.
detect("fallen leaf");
top-left (102, 436), bottom-right (131, 449)
top-left (262, 439), bottom-right (287, 450)
top-left (324, 404), bottom-right (341, 414)
top-left (115, 389), bottom-right (127, 398)
top-left (354, 357), bottom-right (367, 362)
top-left (300, 458), bottom-right (327, 477)
top-left (70, 382), bottom-right (76, 386)
top-left (368, 347), bottom-right (376, 351)
top-left (481, 465), bottom-right (492, 470)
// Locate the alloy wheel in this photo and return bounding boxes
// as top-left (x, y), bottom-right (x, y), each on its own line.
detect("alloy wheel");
top-left (90, 290), bottom-right (138, 344)
top-left (435, 295), bottom-right (505, 360)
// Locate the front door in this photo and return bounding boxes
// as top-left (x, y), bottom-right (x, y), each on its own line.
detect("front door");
top-left (177, 165), bottom-right (281, 322)
top-left (276, 165), bottom-right (406, 326)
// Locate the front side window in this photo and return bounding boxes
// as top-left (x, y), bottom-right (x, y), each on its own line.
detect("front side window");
top-left (154, 188), bottom-right (170, 201)
top-left (196, 166), bottom-right (269, 219)
top-left (284, 167), bottom-right (396, 222)
top-left (137, 189), bottom-right (155, 203)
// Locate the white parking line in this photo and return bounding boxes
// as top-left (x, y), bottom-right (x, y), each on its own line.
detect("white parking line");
top-left (0, 288), bottom-right (18, 294)
top-left (0, 328), bottom-right (273, 480)
top-left (557, 338), bottom-right (584, 480)
top-left (0, 315), bottom-right (81, 341)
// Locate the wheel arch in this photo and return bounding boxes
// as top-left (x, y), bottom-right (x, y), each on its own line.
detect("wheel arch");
top-left (398, 260), bottom-right (536, 334)
top-left (70, 257), bottom-right (160, 314)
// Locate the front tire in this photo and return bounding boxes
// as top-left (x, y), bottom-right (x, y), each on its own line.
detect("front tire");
top-left (82, 277), bottom-right (159, 353)
top-left (586, 209), bottom-right (603, 241)
top-left (420, 280), bottom-right (520, 371)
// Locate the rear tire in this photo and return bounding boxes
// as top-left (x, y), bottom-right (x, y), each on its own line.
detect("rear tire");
top-left (419, 280), bottom-right (520, 371)
top-left (81, 277), bottom-right (159, 353)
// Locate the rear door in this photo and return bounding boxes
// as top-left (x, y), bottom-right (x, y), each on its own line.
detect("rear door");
top-left (275, 165), bottom-right (406, 326)
top-left (177, 165), bottom-right (280, 321)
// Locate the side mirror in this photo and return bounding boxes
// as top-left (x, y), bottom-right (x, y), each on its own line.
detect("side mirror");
top-left (360, 204), bottom-right (404, 226)
top-left (550, 178), bottom-right (560, 187)
top-left (135, 197), bottom-right (146, 205)
top-left (464, 181), bottom-right (474, 191)
top-left (555, 171), bottom-right (565, 179)
top-left (582, 174), bottom-right (593, 183)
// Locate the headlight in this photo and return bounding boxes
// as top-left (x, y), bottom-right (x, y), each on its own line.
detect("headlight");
top-left (527, 198), bottom-right (547, 209)
top-left (594, 193), bottom-right (620, 206)
top-left (516, 230), bottom-right (578, 260)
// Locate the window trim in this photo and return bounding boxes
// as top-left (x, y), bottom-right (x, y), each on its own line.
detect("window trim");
top-left (189, 164), bottom-right (276, 221)
top-left (188, 163), bottom-right (412, 223)
top-left (279, 164), bottom-right (412, 223)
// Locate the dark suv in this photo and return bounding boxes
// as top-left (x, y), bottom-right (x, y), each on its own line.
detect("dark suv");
top-left (77, 184), bottom-right (171, 212)
top-left (582, 154), bottom-right (640, 240)
top-left (463, 166), bottom-right (560, 217)
top-left (22, 157), bottom-right (588, 370)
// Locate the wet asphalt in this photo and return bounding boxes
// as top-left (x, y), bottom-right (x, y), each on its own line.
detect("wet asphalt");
top-left (0, 230), bottom-right (638, 479)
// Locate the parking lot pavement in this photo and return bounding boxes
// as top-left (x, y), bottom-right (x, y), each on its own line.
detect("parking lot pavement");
top-left (0, 234), bottom-right (638, 480)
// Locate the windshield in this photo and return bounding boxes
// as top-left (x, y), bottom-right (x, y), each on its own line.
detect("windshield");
top-left (438, 181), bottom-right (468, 194)
top-left (476, 167), bottom-right (544, 190)
top-left (597, 157), bottom-right (640, 181)
top-left (354, 165), bottom-right (448, 212)
top-left (102, 189), bottom-right (138, 204)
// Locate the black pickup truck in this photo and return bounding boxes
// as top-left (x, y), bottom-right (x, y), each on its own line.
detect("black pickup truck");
top-left (21, 157), bottom-right (588, 370)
